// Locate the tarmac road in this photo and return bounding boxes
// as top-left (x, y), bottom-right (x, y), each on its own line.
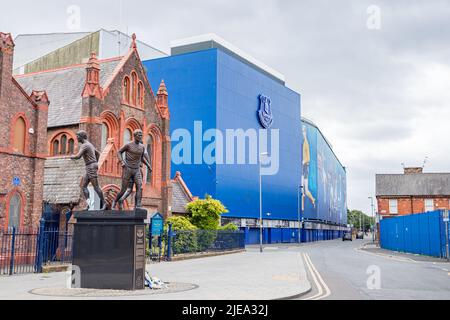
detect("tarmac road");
top-left (293, 238), bottom-right (450, 300)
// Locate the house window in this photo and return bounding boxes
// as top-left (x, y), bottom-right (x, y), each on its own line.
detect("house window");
top-left (123, 128), bottom-right (132, 145)
top-left (60, 135), bottom-right (67, 154)
top-left (146, 135), bottom-right (153, 184)
top-left (137, 82), bottom-right (144, 107)
top-left (52, 140), bottom-right (60, 156)
top-left (424, 199), bottom-right (434, 212)
top-left (12, 116), bottom-right (26, 154)
top-left (50, 133), bottom-right (75, 156)
top-left (131, 72), bottom-right (138, 106)
top-left (101, 123), bottom-right (109, 151)
top-left (123, 76), bottom-right (130, 103)
top-left (68, 139), bottom-right (75, 154)
top-left (389, 199), bottom-right (398, 214)
top-left (8, 193), bottom-right (21, 228)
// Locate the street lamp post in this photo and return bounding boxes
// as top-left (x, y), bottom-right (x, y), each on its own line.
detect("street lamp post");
top-left (259, 152), bottom-right (268, 253)
top-left (368, 196), bottom-right (375, 243)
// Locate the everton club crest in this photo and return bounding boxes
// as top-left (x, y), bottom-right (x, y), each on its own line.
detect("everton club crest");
top-left (258, 94), bottom-right (273, 129)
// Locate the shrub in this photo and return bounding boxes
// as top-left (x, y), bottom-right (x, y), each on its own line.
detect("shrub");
top-left (219, 223), bottom-right (239, 231)
top-left (186, 195), bottom-right (229, 230)
top-left (165, 216), bottom-right (197, 254)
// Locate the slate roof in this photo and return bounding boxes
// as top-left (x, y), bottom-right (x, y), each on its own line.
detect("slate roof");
top-left (15, 59), bottom-right (121, 128)
top-left (376, 173), bottom-right (450, 197)
top-left (43, 157), bottom-right (85, 204)
top-left (172, 180), bottom-right (193, 214)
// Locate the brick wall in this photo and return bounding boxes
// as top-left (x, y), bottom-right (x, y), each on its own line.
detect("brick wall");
top-left (0, 32), bottom-right (48, 229)
top-left (377, 196), bottom-right (450, 217)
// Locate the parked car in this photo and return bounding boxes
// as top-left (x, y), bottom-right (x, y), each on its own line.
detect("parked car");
top-left (356, 231), bottom-right (364, 239)
top-left (342, 232), bottom-right (352, 241)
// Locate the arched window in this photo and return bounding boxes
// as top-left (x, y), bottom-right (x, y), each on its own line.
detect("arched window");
top-left (12, 117), bottom-right (26, 154)
top-left (123, 128), bottom-right (132, 145)
top-left (137, 82), bottom-right (144, 107)
top-left (131, 72), bottom-right (138, 105)
top-left (60, 135), bottom-right (67, 154)
top-left (52, 140), bottom-right (59, 156)
top-left (146, 135), bottom-right (153, 184)
top-left (50, 132), bottom-right (75, 156)
top-left (123, 76), bottom-right (130, 103)
top-left (8, 193), bottom-right (21, 228)
top-left (68, 139), bottom-right (75, 154)
top-left (101, 123), bottom-right (109, 151)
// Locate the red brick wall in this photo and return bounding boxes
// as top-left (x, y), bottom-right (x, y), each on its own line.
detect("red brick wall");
top-left (377, 196), bottom-right (450, 217)
top-left (78, 48), bottom-right (172, 216)
top-left (0, 34), bottom-right (48, 229)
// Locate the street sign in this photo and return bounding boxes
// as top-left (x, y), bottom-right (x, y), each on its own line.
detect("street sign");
top-left (151, 213), bottom-right (164, 237)
top-left (443, 210), bottom-right (449, 222)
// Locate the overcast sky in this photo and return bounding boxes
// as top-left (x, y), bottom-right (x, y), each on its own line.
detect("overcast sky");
top-left (2, 0), bottom-right (450, 215)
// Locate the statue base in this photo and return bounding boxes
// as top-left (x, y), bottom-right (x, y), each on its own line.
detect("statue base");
top-left (72, 209), bottom-right (147, 290)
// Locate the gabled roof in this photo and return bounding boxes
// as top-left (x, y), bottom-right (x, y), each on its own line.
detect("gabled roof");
top-left (43, 157), bottom-right (84, 204)
top-left (171, 172), bottom-right (196, 214)
top-left (15, 58), bottom-right (121, 127)
top-left (376, 173), bottom-right (450, 196)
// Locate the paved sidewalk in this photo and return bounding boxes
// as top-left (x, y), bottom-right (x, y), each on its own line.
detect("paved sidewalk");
top-left (360, 243), bottom-right (449, 263)
top-left (0, 249), bottom-right (310, 300)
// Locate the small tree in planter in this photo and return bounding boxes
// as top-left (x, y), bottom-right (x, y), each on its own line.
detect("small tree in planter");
top-left (186, 195), bottom-right (229, 251)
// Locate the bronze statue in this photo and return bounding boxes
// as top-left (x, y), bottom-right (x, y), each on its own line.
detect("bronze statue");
top-left (70, 130), bottom-right (107, 210)
top-left (112, 129), bottom-right (152, 210)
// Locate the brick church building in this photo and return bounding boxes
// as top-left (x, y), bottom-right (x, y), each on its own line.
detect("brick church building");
top-left (14, 34), bottom-right (172, 228)
top-left (0, 32), bottom-right (49, 229)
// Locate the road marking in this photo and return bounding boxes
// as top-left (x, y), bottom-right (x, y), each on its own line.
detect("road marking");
top-left (302, 253), bottom-right (331, 300)
top-left (354, 247), bottom-right (417, 263)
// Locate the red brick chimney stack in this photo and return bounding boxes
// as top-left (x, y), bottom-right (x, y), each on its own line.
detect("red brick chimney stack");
top-left (0, 32), bottom-right (14, 98)
top-left (404, 167), bottom-right (423, 174)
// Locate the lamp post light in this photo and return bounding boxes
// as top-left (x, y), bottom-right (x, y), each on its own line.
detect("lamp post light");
top-left (368, 196), bottom-right (375, 243)
top-left (259, 152), bottom-right (268, 253)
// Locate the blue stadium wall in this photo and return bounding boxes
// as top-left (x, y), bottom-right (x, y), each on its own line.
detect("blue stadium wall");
top-left (301, 120), bottom-right (348, 226)
top-left (144, 48), bottom-right (347, 244)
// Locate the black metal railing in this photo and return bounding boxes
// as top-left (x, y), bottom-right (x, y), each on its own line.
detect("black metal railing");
top-left (0, 220), bottom-right (73, 276)
top-left (168, 229), bottom-right (245, 256)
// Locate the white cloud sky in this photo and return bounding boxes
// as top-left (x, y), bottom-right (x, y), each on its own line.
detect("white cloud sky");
top-left (2, 0), bottom-right (449, 214)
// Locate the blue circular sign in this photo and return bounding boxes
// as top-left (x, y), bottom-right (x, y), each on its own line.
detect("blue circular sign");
top-left (13, 176), bottom-right (20, 186)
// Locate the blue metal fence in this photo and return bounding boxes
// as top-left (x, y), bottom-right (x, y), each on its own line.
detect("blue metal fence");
top-left (380, 210), bottom-right (449, 258)
top-left (0, 219), bottom-right (73, 275)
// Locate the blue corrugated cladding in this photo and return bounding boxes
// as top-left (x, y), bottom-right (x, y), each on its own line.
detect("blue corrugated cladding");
top-left (380, 210), bottom-right (449, 258)
top-left (215, 50), bottom-right (301, 221)
top-left (144, 50), bottom-right (218, 198)
top-left (145, 48), bottom-right (301, 222)
top-left (301, 121), bottom-right (347, 224)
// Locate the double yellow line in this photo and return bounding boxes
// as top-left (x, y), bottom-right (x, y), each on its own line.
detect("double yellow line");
top-left (301, 252), bottom-right (331, 300)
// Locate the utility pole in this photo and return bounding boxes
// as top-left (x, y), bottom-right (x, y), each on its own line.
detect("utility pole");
top-left (259, 152), bottom-right (268, 253)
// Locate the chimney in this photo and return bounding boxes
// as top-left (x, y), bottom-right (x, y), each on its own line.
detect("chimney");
top-left (30, 91), bottom-right (50, 156)
top-left (157, 80), bottom-right (170, 119)
top-left (0, 32), bottom-right (14, 98)
top-left (404, 167), bottom-right (423, 174)
top-left (82, 52), bottom-right (103, 99)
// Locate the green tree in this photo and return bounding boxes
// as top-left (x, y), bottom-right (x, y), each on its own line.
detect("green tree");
top-left (186, 194), bottom-right (229, 230)
top-left (347, 209), bottom-right (374, 231)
